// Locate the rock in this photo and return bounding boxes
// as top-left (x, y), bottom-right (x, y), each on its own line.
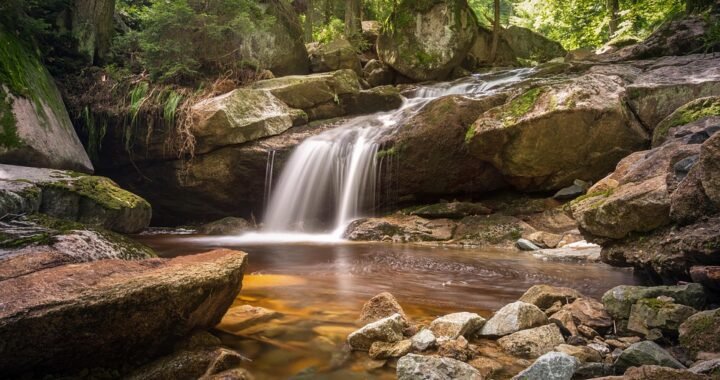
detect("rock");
top-left (405, 202), bottom-right (492, 220)
top-left (480, 301), bottom-right (548, 337)
top-left (498, 324), bottom-right (566, 359)
top-left (363, 59), bottom-right (395, 87)
top-left (467, 73), bottom-right (648, 192)
top-left (378, 0), bottom-right (478, 81)
top-left (369, 339), bottom-right (412, 360)
top-left (429, 312), bottom-right (486, 339)
top-left (411, 329), bottom-right (436, 351)
top-left (190, 88), bottom-right (306, 155)
top-left (0, 30), bottom-right (93, 173)
top-left (347, 313), bottom-right (406, 351)
top-left (197, 217), bottom-right (253, 236)
top-left (307, 38), bottom-right (361, 74)
top-left (690, 358), bottom-right (720, 376)
top-left (437, 336), bottom-right (471, 361)
top-left (0, 164), bottom-right (151, 234)
top-left (553, 180), bottom-right (590, 200)
top-left (0, 249), bottom-right (247, 376)
top-left (218, 305), bottom-right (282, 331)
top-left (548, 310), bottom-right (579, 337)
top-left (563, 298), bottom-right (612, 330)
top-left (614, 341), bottom-right (685, 372)
top-left (519, 285), bottom-right (584, 311)
top-left (679, 308), bottom-right (720, 359)
top-left (553, 344), bottom-right (602, 363)
top-left (261, 0), bottom-right (310, 76)
top-left (626, 55), bottom-right (720, 129)
top-left (344, 215), bottom-right (455, 242)
top-left (574, 362), bottom-right (614, 379)
top-left (501, 26), bottom-right (566, 63)
top-left (517, 238), bottom-right (541, 251)
top-left (452, 214), bottom-right (534, 248)
top-left (396, 353), bottom-right (483, 380)
top-left (358, 292), bottom-right (407, 325)
top-left (465, 25), bottom-right (518, 68)
top-left (601, 284), bottom-right (706, 320)
top-left (627, 298), bottom-right (697, 338)
top-left (511, 351), bottom-right (580, 380)
top-left (690, 266), bottom-right (720, 292)
top-left (605, 365), bottom-right (708, 380)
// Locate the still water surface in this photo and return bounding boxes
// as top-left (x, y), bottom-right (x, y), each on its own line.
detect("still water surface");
top-left (137, 235), bottom-right (642, 379)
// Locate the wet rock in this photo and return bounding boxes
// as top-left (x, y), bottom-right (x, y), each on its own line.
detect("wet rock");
top-left (517, 238), bottom-right (541, 251)
top-left (378, 0), bottom-right (478, 81)
top-left (511, 351), bottom-right (580, 380)
top-left (0, 249), bottom-right (247, 376)
top-left (219, 305), bottom-right (282, 331)
top-left (549, 310), bottom-right (579, 337)
top-left (614, 341), bottom-right (685, 372)
top-left (437, 336), bottom-right (471, 361)
top-left (197, 217), bottom-right (253, 236)
top-left (0, 30), bottom-right (93, 173)
top-left (519, 285), bottom-right (584, 311)
top-left (679, 308), bottom-right (720, 360)
top-left (347, 313), bottom-right (405, 351)
top-left (368, 339), bottom-right (412, 360)
top-left (480, 301), bottom-right (548, 337)
top-left (601, 284), bottom-right (706, 320)
top-left (553, 344), bottom-right (602, 363)
top-left (358, 292), bottom-right (407, 325)
top-left (405, 202), bottom-right (492, 220)
top-left (0, 164), bottom-right (151, 234)
top-left (411, 329), bottom-right (436, 351)
top-left (396, 353), bottom-right (483, 380)
top-left (307, 38), bottom-right (361, 74)
top-left (563, 298), bottom-right (612, 330)
top-left (627, 298), bottom-right (697, 338)
top-left (429, 312), bottom-right (486, 339)
top-left (344, 215), bottom-right (455, 242)
top-left (467, 73), bottom-right (648, 192)
top-left (498, 324), bottom-right (566, 359)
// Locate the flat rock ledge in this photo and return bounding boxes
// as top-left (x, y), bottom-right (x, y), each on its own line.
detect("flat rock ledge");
top-left (0, 249), bottom-right (248, 376)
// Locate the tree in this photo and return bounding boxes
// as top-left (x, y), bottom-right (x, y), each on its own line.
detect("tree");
top-left (490, 0), bottom-right (500, 62)
top-left (345, 0), bottom-right (362, 37)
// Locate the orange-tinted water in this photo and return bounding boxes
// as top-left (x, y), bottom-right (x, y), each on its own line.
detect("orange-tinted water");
top-left (138, 235), bottom-right (642, 379)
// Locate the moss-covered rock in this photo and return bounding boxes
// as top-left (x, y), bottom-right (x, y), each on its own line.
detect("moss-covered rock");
top-left (679, 308), bottom-right (720, 359)
top-left (0, 28), bottom-right (93, 172)
top-left (0, 164), bottom-right (151, 233)
top-left (378, 0), bottom-right (478, 81)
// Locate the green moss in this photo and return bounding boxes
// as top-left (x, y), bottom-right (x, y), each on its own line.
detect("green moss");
top-left (44, 176), bottom-right (150, 211)
top-left (502, 87), bottom-right (544, 126)
top-left (0, 86), bottom-right (22, 148)
top-left (654, 97), bottom-right (720, 146)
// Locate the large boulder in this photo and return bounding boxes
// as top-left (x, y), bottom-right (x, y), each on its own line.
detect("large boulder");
top-left (466, 73), bottom-right (648, 191)
top-left (0, 29), bottom-right (93, 173)
top-left (397, 354), bottom-right (483, 380)
top-left (626, 55), bottom-right (720, 129)
top-left (501, 26), bottom-right (566, 63)
top-left (378, 0), bottom-right (478, 81)
top-left (0, 249), bottom-right (248, 376)
top-left (0, 164), bottom-right (151, 233)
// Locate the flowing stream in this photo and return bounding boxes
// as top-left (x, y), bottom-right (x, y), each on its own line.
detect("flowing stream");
top-left (240, 69), bottom-right (533, 243)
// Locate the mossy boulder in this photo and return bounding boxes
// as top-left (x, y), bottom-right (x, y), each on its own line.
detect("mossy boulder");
top-left (0, 28), bottom-right (93, 172)
top-left (307, 38), bottom-right (362, 74)
top-left (190, 88), bottom-right (307, 155)
top-left (378, 0), bottom-right (478, 81)
top-left (679, 308), bottom-right (720, 359)
top-left (0, 164), bottom-right (151, 234)
top-left (626, 54), bottom-right (720, 130)
top-left (467, 74), bottom-right (648, 191)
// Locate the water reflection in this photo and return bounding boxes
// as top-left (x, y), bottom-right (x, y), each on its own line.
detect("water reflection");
top-left (137, 236), bottom-right (642, 379)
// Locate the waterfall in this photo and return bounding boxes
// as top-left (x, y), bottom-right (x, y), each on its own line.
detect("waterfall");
top-left (243, 69), bottom-right (533, 242)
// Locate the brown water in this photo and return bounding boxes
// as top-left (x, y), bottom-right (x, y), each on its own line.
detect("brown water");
top-left (137, 235), bottom-right (642, 379)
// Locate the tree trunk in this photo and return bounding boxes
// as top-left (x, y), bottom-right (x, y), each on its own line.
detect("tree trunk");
top-left (345, 0), bottom-right (361, 37)
top-left (305, 0), bottom-right (313, 43)
top-left (490, 0), bottom-right (500, 63)
top-left (607, 0), bottom-right (620, 37)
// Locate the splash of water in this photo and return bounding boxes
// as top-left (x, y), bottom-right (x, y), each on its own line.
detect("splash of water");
top-left (240, 69), bottom-right (533, 243)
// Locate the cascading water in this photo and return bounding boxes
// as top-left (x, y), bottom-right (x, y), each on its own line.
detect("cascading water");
top-left (239, 69), bottom-right (533, 243)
